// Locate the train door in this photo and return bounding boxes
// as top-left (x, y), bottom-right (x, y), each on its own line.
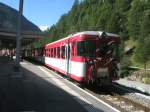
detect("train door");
top-left (66, 43), bottom-right (71, 76)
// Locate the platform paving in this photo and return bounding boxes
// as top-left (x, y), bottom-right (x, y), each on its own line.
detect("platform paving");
top-left (0, 57), bottom-right (87, 112)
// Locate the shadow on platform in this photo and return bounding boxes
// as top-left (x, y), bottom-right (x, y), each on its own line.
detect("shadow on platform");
top-left (0, 58), bottom-right (104, 112)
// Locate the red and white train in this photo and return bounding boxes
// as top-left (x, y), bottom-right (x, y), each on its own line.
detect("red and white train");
top-left (23, 31), bottom-right (121, 85)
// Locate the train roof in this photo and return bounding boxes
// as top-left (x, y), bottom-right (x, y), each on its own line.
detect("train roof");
top-left (45, 31), bottom-right (119, 47)
top-left (71, 31), bottom-right (119, 37)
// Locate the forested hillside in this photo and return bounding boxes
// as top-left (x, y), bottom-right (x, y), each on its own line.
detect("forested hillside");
top-left (35, 0), bottom-right (150, 69)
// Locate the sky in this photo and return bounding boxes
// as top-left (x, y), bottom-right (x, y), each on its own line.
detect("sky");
top-left (0, 0), bottom-right (75, 31)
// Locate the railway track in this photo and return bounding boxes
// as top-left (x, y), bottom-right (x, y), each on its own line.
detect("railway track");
top-left (80, 83), bottom-right (150, 112)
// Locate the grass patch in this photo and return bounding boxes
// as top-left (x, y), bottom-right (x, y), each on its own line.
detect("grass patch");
top-left (142, 77), bottom-right (150, 84)
top-left (130, 54), bottom-right (150, 69)
top-left (142, 73), bottom-right (150, 84)
top-left (124, 39), bottom-right (137, 50)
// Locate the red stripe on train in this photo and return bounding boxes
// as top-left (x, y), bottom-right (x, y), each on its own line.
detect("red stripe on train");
top-left (71, 56), bottom-right (85, 62)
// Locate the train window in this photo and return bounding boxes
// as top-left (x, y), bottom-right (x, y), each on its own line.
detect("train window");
top-left (111, 44), bottom-right (120, 58)
top-left (99, 43), bottom-right (109, 57)
top-left (46, 49), bottom-right (47, 56)
top-left (41, 48), bottom-right (44, 56)
top-left (44, 49), bottom-right (45, 56)
top-left (44, 49), bottom-right (46, 56)
top-left (67, 45), bottom-right (71, 59)
top-left (45, 49), bottom-right (47, 57)
top-left (77, 40), bottom-right (96, 57)
top-left (47, 49), bottom-right (49, 57)
top-left (99, 42), bottom-right (120, 58)
top-left (37, 49), bottom-right (38, 56)
top-left (61, 46), bottom-right (65, 59)
top-left (45, 49), bottom-right (46, 56)
top-left (50, 49), bottom-right (52, 57)
top-left (47, 49), bottom-right (48, 57)
top-left (51, 48), bottom-right (53, 57)
top-left (37, 49), bottom-right (39, 56)
top-left (49, 49), bottom-right (51, 57)
top-left (71, 43), bottom-right (74, 56)
top-left (57, 47), bottom-right (60, 58)
top-left (48, 49), bottom-right (50, 57)
top-left (54, 48), bottom-right (56, 58)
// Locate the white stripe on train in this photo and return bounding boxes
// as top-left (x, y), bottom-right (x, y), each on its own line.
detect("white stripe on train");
top-left (45, 57), bottom-right (86, 77)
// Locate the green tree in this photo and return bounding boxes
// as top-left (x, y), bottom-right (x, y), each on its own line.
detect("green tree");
top-left (114, 0), bottom-right (132, 40)
top-left (134, 11), bottom-right (150, 69)
top-left (127, 0), bottom-right (144, 39)
top-left (134, 37), bottom-right (150, 69)
top-left (106, 12), bottom-right (121, 33)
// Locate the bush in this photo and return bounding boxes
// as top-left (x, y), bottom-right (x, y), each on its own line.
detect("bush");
top-left (143, 73), bottom-right (150, 78)
top-left (142, 77), bottom-right (150, 84)
top-left (120, 55), bottom-right (133, 77)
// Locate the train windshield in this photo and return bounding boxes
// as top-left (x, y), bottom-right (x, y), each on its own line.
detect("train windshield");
top-left (112, 43), bottom-right (120, 58)
top-left (77, 40), bottom-right (96, 57)
top-left (99, 42), bottom-right (120, 58)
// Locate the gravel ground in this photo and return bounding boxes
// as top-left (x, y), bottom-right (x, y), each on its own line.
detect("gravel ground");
top-left (114, 80), bottom-right (150, 111)
top-left (123, 93), bottom-right (150, 109)
top-left (116, 79), bottom-right (150, 94)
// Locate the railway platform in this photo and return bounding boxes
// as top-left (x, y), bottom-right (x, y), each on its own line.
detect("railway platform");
top-left (0, 56), bottom-right (87, 112)
top-left (0, 56), bottom-right (120, 112)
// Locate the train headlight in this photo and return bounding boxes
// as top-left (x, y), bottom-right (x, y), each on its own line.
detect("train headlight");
top-left (87, 60), bottom-right (94, 65)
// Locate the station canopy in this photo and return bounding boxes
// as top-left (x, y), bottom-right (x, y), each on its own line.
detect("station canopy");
top-left (0, 28), bottom-right (43, 48)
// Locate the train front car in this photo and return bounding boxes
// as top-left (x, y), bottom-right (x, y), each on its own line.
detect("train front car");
top-left (78, 31), bottom-right (121, 85)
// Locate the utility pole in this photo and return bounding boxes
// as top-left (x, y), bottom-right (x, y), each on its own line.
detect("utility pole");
top-left (15, 0), bottom-right (24, 71)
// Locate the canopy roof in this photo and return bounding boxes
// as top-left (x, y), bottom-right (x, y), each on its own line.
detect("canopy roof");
top-left (0, 29), bottom-right (43, 48)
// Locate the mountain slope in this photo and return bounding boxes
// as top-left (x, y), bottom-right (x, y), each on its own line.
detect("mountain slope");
top-left (0, 2), bottom-right (41, 32)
